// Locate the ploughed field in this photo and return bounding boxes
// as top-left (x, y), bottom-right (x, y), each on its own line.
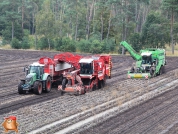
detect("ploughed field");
top-left (0, 49), bottom-right (178, 134)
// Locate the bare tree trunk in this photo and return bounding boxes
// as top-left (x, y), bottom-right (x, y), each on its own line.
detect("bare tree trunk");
top-left (75, 13), bottom-right (79, 41)
top-left (12, 21), bottom-right (14, 40)
top-left (92, 0), bottom-right (96, 33)
top-left (134, 0), bottom-right (139, 33)
top-left (48, 38), bottom-right (51, 50)
top-left (121, 0), bottom-right (127, 55)
top-left (171, 7), bottom-right (174, 54)
top-left (55, 0), bottom-right (59, 21)
top-left (86, 0), bottom-right (94, 40)
top-left (21, 0), bottom-right (24, 35)
top-left (107, 5), bottom-right (112, 40)
top-left (100, 13), bottom-right (103, 41)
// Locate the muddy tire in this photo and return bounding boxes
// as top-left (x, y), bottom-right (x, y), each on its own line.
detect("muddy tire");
top-left (92, 84), bottom-right (97, 91)
top-left (34, 81), bottom-right (42, 95)
top-left (62, 78), bottom-right (67, 90)
top-left (98, 79), bottom-right (103, 89)
top-left (130, 67), bottom-right (135, 73)
top-left (18, 81), bottom-right (25, 94)
top-left (150, 67), bottom-right (154, 77)
top-left (45, 76), bottom-right (51, 93)
top-left (159, 66), bottom-right (164, 75)
top-left (103, 76), bottom-right (106, 87)
top-left (59, 90), bottom-right (64, 96)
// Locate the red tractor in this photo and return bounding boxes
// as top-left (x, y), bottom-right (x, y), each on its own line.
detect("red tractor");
top-left (58, 55), bottom-right (112, 95)
top-left (18, 52), bottom-right (82, 95)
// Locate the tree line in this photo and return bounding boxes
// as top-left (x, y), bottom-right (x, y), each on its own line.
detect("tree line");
top-left (0, 0), bottom-right (178, 54)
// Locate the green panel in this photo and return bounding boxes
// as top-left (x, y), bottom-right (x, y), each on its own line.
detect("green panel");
top-left (42, 73), bottom-right (49, 81)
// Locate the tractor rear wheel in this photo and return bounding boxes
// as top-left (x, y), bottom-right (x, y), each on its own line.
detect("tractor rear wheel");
top-left (103, 76), bottom-right (106, 87)
top-left (92, 84), bottom-right (97, 91)
top-left (98, 79), bottom-right (104, 89)
top-left (34, 81), bottom-right (42, 95)
top-left (62, 78), bottom-right (67, 90)
top-left (159, 66), bottom-right (164, 75)
top-left (45, 76), bottom-right (51, 93)
top-left (18, 81), bottom-right (25, 94)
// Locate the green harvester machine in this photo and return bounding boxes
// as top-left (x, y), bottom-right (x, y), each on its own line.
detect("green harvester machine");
top-left (120, 41), bottom-right (166, 79)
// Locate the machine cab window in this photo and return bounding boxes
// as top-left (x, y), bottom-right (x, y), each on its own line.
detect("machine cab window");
top-left (80, 63), bottom-right (93, 74)
top-left (142, 55), bottom-right (152, 65)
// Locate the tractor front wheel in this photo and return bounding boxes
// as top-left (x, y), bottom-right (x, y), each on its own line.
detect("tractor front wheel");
top-left (150, 67), bottom-right (154, 77)
top-left (34, 81), bottom-right (42, 95)
top-left (18, 81), bottom-right (25, 94)
top-left (45, 76), bottom-right (51, 93)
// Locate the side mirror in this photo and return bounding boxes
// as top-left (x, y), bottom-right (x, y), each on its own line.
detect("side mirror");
top-left (24, 66), bottom-right (29, 75)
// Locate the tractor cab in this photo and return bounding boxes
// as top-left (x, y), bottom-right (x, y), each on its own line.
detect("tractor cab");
top-left (141, 52), bottom-right (152, 65)
top-left (25, 62), bottom-right (44, 83)
top-left (79, 58), bottom-right (93, 75)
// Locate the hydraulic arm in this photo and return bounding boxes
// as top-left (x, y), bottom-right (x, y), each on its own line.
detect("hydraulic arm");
top-left (120, 41), bottom-right (142, 61)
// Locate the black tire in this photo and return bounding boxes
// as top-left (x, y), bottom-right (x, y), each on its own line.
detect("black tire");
top-left (103, 76), bottom-right (106, 87)
top-left (159, 66), bottom-right (163, 75)
top-left (98, 79), bottom-right (101, 89)
top-left (34, 81), bottom-right (42, 95)
top-left (59, 90), bottom-right (64, 96)
top-left (62, 78), bottom-right (67, 90)
top-left (18, 81), bottom-right (25, 94)
top-left (130, 67), bottom-right (135, 73)
top-left (98, 79), bottom-right (103, 89)
top-left (45, 76), bottom-right (51, 93)
top-left (150, 67), bottom-right (154, 77)
top-left (162, 66), bottom-right (165, 73)
top-left (92, 84), bottom-right (97, 91)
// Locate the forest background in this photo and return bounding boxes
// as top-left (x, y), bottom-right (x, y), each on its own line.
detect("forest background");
top-left (0, 0), bottom-right (178, 54)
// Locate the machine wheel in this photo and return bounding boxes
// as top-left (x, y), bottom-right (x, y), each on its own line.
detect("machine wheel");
top-left (162, 66), bottom-right (165, 73)
top-left (59, 90), bottom-right (64, 96)
top-left (18, 81), bottom-right (25, 94)
top-left (92, 84), bottom-right (97, 91)
top-left (98, 79), bottom-right (103, 89)
top-left (62, 78), bottom-right (67, 90)
top-left (34, 81), bottom-right (42, 95)
top-left (159, 66), bottom-right (163, 75)
top-left (130, 67), bottom-right (135, 73)
top-left (103, 76), bottom-right (106, 87)
top-left (45, 76), bottom-right (51, 93)
top-left (150, 67), bottom-right (154, 77)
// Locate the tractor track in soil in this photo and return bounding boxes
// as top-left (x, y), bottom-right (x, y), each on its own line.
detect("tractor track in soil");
top-left (0, 49), bottom-right (178, 133)
top-left (80, 85), bottom-right (178, 134)
top-left (27, 75), bottom-right (178, 134)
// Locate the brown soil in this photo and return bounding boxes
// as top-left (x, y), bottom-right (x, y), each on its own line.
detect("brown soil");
top-left (0, 49), bottom-right (178, 134)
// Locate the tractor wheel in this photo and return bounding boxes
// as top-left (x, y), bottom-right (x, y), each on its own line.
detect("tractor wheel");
top-left (150, 67), bottom-right (154, 77)
top-left (59, 90), bottom-right (64, 96)
top-left (18, 81), bottom-right (25, 94)
top-left (34, 81), bottom-right (42, 95)
top-left (62, 78), bottom-right (67, 90)
top-left (45, 76), bottom-right (51, 93)
top-left (98, 79), bottom-right (101, 89)
top-left (98, 79), bottom-right (103, 89)
top-left (92, 84), bottom-right (97, 91)
top-left (130, 67), bottom-right (135, 73)
top-left (159, 66), bottom-right (163, 75)
top-left (103, 76), bottom-right (106, 87)
top-left (162, 66), bottom-right (165, 73)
